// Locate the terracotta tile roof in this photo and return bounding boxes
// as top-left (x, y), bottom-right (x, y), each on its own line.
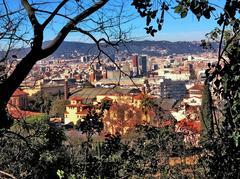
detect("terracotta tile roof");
top-left (9, 109), bottom-right (41, 119)
top-left (149, 110), bottom-right (155, 117)
top-left (12, 89), bottom-right (28, 97)
top-left (76, 109), bottom-right (88, 115)
top-left (69, 96), bottom-right (82, 101)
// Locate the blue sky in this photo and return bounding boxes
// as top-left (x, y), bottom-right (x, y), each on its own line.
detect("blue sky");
top-left (7, 0), bottom-right (223, 43)
top-left (65, 0), bottom-right (222, 42)
top-left (129, 12), bottom-right (219, 41)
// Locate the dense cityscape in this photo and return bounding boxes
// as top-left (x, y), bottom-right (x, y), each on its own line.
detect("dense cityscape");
top-left (1, 0), bottom-right (239, 178)
top-left (8, 48), bottom-right (217, 147)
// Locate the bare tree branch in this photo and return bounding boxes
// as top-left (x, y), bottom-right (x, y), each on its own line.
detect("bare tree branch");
top-left (43, 0), bottom-right (109, 57)
top-left (73, 27), bottom-right (140, 89)
top-left (21, 0), bottom-right (40, 28)
top-left (0, 170), bottom-right (16, 179)
top-left (42, 0), bottom-right (68, 28)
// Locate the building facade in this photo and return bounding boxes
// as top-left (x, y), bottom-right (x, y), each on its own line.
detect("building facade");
top-left (8, 89), bottom-right (29, 110)
top-left (64, 96), bottom-right (89, 125)
top-left (159, 79), bottom-right (187, 100)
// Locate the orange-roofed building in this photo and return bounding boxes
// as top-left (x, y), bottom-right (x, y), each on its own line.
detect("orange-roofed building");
top-left (188, 83), bottom-right (204, 98)
top-left (9, 109), bottom-right (41, 119)
top-left (8, 89), bottom-right (29, 110)
top-left (69, 96), bottom-right (83, 104)
top-left (64, 96), bottom-right (89, 125)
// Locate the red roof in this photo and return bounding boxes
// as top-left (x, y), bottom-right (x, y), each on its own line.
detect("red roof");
top-left (133, 94), bottom-right (144, 100)
top-left (148, 110), bottom-right (156, 117)
top-left (69, 96), bottom-right (82, 101)
top-left (9, 109), bottom-right (41, 119)
top-left (12, 89), bottom-right (28, 97)
top-left (176, 119), bottom-right (202, 133)
top-left (76, 109), bottom-right (88, 115)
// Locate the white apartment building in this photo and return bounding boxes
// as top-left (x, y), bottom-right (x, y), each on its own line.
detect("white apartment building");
top-left (157, 68), bottom-right (190, 81)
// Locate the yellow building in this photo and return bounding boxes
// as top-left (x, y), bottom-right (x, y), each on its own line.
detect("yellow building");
top-left (22, 79), bottom-right (66, 96)
top-left (96, 93), bottom-right (144, 108)
top-left (65, 93), bottom-right (154, 133)
top-left (97, 93), bottom-right (156, 134)
top-left (64, 96), bottom-right (89, 125)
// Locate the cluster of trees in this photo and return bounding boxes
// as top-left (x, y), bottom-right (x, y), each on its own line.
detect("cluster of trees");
top-left (25, 92), bottom-right (69, 118)
top-left (1, 118), bottom-right (200, 178)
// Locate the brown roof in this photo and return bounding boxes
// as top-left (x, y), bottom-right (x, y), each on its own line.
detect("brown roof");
top-left (102, 96), bottom-right (113, 101)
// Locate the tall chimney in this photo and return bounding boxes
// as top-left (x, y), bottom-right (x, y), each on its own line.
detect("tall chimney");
top-left (64, 78), bottom-right (69, 100)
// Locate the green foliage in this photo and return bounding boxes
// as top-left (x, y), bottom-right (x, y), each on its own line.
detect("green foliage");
top-left (133, 1), bottom-right (240, 177)
top-left (141, 95), bottom-right (155, 113)
top-left (25, 113), bottom-right (49, 123)
top-left (0, 121), bottom-right (71, 178)
top-left (200, 81), bottom-right (213, 136)
top-left (28, 92), bottom-right (54, 114)
top-left (0, 116), bottom-right (202, 179)
top-left (121, 126), bottom-right (183, 177)
top-left (77, 109), bottom-right (104, 139)
top-left (57, 170), bottom-right (65, 179)
top-left (76, 101), bottom-right (110, 138)
top-left (0, 108), bottom-right (14, 129)
top-left (65, 124), bottom-right (192, 178)
top-left (49, 99), bottom-right (70, 118)
top-left (200, 20), bottom-right (240, 179)
top-left (132, 0), bottom-right (240, 36)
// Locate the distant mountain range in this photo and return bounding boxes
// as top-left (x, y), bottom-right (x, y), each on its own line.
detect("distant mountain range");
top-left (2, 40), bottom-right (216, 60)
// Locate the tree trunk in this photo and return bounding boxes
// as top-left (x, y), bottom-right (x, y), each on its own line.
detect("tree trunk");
top-left (0, 50), bottom-right (41, 127)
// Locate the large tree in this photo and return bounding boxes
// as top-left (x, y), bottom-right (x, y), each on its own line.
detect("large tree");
top-left (0, 0), bottom-right (131, 128)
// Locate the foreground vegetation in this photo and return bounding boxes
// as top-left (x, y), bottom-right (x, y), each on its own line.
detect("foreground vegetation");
top-left (0, 119), bottom-right (205, 179)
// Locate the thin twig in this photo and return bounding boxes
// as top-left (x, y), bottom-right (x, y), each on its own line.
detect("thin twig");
top-left (0, 170), bottom-right (16, 179)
